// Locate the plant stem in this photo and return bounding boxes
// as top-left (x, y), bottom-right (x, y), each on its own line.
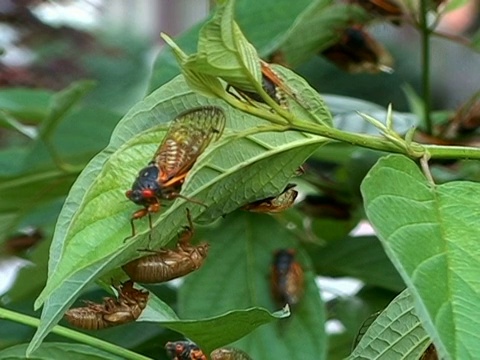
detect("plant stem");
top-left (0, 307), bottom-right (152, 360)
top-left (419, 0), bottom-right (432, 134)
top-left (286, 119), bottom-right (480, 160)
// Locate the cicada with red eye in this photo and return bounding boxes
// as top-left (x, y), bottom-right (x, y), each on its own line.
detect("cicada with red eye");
top-left (242, 184), bottom-right (298, 213)
top-left (165, 341), bottom-right (207, 360)
top-left (271, 249), bottom-right (304, 307)
top-left (122, 210), bottom-right (209, 283)
top-left (64, 280), bottom-right (149, 330)
top-left (210, 347), bottom-right (253, 360)
top-left (126, 106), bottom-right (226, 237)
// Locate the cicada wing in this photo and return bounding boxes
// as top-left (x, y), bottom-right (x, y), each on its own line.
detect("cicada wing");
top-left (154, 106), bottom-right (226, 184)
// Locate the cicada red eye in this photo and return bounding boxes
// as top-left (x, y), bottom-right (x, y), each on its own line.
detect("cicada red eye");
top-left (125, 106), bottom-right (226, 238)
top-left (271, 249), bottom-right (305, 307)
top-left (141, 189), bottom-right (155, 198)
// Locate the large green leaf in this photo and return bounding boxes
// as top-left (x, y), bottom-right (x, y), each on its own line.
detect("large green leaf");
top-left (179, 212), bottom-right (326, 359)
top-left (141, 293), bottom-right (288, 354)
top-left (28, 75), bottom-right (328, 355)
top-left (349, 290), bottom-right (431, 359)
top-left (361, 155), bottom-right (480, 359)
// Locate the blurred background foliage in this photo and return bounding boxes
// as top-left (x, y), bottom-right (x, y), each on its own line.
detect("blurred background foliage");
top-left (0, 0), bottom-right (479, 359)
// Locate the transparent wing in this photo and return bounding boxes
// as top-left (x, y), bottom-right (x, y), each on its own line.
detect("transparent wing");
top-left (153, 106), bottom-right (226, 183)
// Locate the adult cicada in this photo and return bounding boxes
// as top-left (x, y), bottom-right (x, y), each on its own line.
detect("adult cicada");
top-left (271, 249), bottom-right (305, 307)
top-left (126, 106), bottom-right (226, 237)
top-left (230, 60), bottom-right (299, 108)
top-left (64, 281), bottom-right (149, 330)
top-left (122, 210), bottom-right (209, 283)
top-left (165, 340), bottom-right (207, 360)
top-left (242, 183), bottom-right (298, 213)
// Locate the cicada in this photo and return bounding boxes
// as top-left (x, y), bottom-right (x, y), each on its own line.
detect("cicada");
top-left (211, 347), bottom-right (253, 360)
top-left (122, 210), bottom-right (209, 283)
top-left (229, 60), bottom-right (300, 108)
top-left (64, 281), bottom-right (149, 330)
top-left (242, 183), bottom-right (298, 213)
top-left (321, 26), bottom-right (393, 74)
top-left (126, 106), bottom-right (226, 237)
top-left (165, 340), bottom-right (207, 360)
top-left (271, 249), bottom-right (304, 307)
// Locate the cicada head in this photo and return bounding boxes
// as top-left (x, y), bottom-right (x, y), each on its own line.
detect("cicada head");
top-left (126, 164), bottom-right (161, 206)
top-left (165, 340), bottom-right (206, 360)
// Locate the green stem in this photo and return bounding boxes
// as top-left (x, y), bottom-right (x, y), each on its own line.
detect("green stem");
top-left (419, 0), bottom-right (432, 134)
top-left (0, 307), bottom-right (152, 360)
top-left (286, 119), bottom-right (480, 160)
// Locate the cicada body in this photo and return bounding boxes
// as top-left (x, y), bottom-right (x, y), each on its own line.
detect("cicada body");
top-left (123, 210), bottom-right (209, 283)
top-left (64, 281), bottom-right (149, 330)
top-left (165, 341), bottom-right (207, 360)
top-left (122, 242), bottom-right (209, 283)
top-left (126, 106), bottom-right (226, 237)
top-left (242, 184), bottom-right (297, 213)
top-left (230, 60), bottom-right (300, 108)
top-left (211, 347), bottom-right (253, 360)
top-left (271, 249), bottom-right (304, 306)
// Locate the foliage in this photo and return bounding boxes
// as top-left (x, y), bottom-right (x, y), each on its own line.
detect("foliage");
top-left (0, 0), bottom-right (479, 359)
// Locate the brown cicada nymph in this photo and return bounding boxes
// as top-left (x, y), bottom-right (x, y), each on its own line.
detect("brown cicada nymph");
top-left (126, 106), bottom-right (226, 237)
top-left (242, 183), bottom-right (298, 213)
top-left (271, 249), bottom-right (305, 307)
top-left (122, 210), bottom-right (209, 283)
top-left (64, 280), bottom-right (149, 330)
top-left (165, 340), bottom-right (207, 360)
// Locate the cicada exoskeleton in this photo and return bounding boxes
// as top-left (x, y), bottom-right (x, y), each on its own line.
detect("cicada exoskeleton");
top-left (64, 280), bottom-right (149, 330)
top-left (126, 106), bottom-right (226, 237)
top-left (242, 184), bottom-right (298, 213)
top-left (165, 340), bottom-right (207, 360)
top-left (122, 210), bottom-right (209, 283)
top-left (210, 347), bottom-right (253, 360)
top-left (271, 249), bottom-right (305, 307)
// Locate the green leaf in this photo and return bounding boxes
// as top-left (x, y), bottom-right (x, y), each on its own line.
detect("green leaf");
top-left (179, 213), bottom-right (326, 359)
top-left (149, 0), bottom-right (314, 92)
top-left (28, 75), bottom-right (326, 355)
top-left (0, 88), bottom-right (52, 122)
top-left (275, 0), bottom-right (368, 66)
top-left (0, 343), bottom-right (126, 360)
top-left (349, 290), bottom-right (430, 359)
top-left (361, 154), bottom-right (480, 359)
top-left (309, 236), bottom-right (405, 292)
top-left (161, 33), bottom-right (226, 99)
top-left (38, 80), bottom-right (96, 141)
top-left (141, 293), bottom-right (288, 354)
top-left (185, 0), bottom-right (261, 92)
